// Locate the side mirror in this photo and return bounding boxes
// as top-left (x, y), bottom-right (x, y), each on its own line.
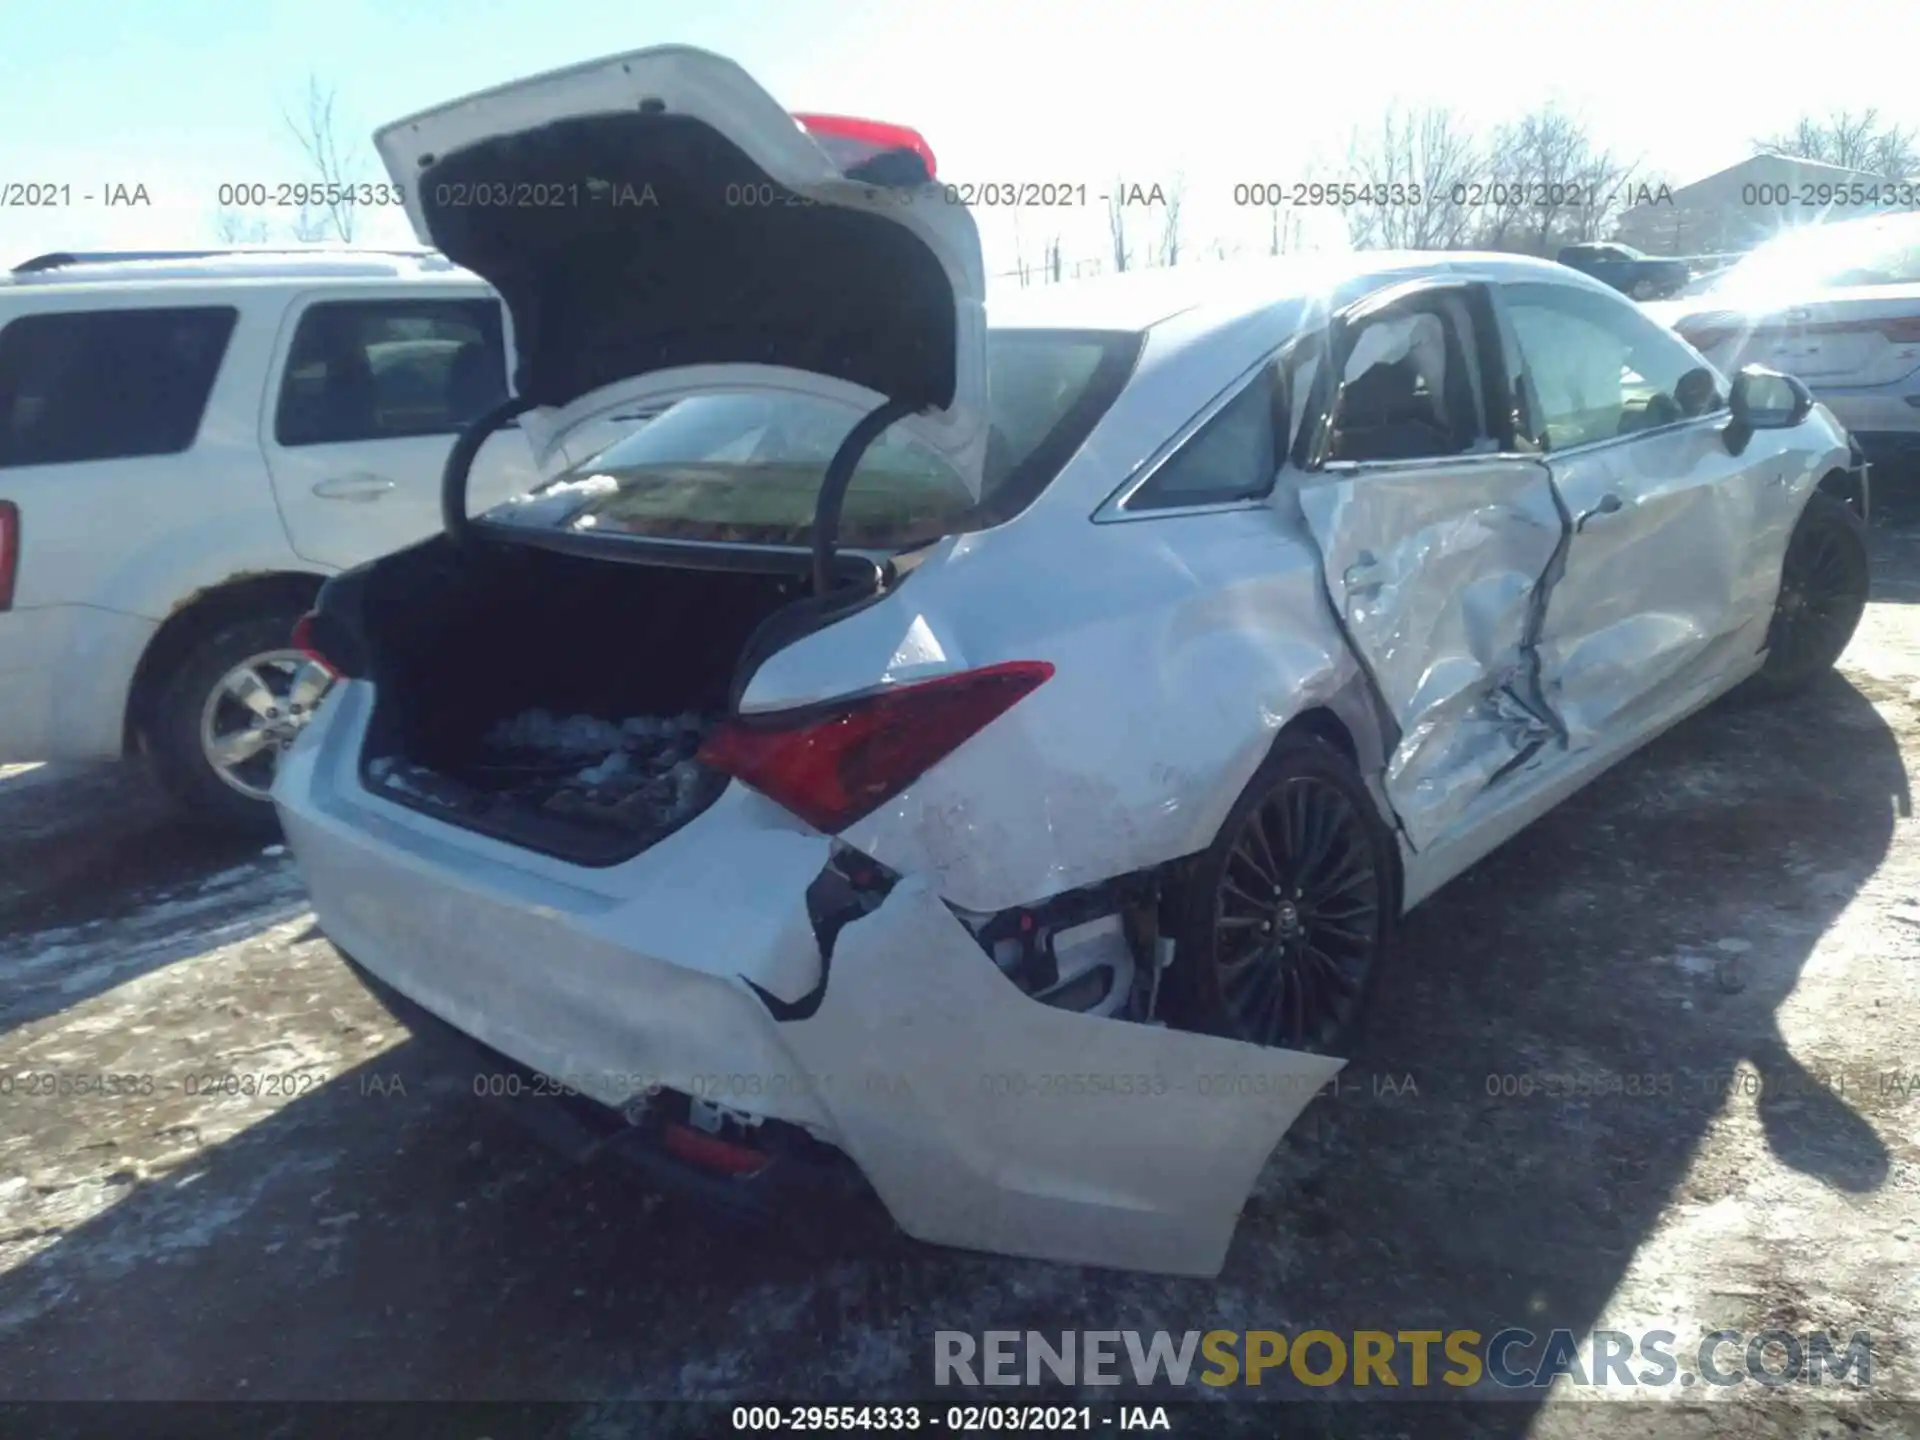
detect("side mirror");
top-left (1729, 366), bottom-right (1812, 429)
top-left (1725, 366), bottom-right (1813, 453)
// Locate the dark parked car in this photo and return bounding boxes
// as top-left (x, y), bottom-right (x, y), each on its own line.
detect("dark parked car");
top-left (1557, 242), bottom-right (1692, 300)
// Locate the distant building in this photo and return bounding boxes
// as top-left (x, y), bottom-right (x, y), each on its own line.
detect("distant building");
top-left (1616, 153), bottom-right (1910, 257)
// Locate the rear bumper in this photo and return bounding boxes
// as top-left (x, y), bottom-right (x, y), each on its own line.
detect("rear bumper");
top-left (341, 949), bottom-right (865, 1221)
top-left (275, 681), bottom-right (844, 1137)
top-left (275, 680), bottom-right (1347, 1276)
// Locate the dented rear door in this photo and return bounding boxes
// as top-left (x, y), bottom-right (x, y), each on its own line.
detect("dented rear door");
top-left (1295, 280), bottom-right (1568, 852)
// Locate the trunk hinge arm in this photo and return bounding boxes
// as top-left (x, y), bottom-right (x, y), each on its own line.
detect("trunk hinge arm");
top-left (443, 395), bottom-right (541, 547)
top-left (812, 396), bottom-right (924, 597)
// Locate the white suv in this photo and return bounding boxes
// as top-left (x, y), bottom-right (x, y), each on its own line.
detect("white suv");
top-left (0, 247), bottom-right (633, 834)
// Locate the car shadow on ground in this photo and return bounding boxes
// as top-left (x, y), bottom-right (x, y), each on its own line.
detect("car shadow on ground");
top-left (0, 675), bottom-right (1908, 1432)
top-left (1218, 667), bottom-right (1908, 1432)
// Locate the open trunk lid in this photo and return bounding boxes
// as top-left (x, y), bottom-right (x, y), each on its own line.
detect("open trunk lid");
top-left (372, 45), bottom-right (989, 496)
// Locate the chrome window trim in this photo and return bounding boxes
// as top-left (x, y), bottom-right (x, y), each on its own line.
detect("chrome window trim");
top-left (1528, 409), bottom-right (1728, 461)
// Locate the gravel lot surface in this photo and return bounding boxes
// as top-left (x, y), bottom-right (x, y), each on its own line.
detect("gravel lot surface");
top-left (5, 502), bottom-right (1920, 1438)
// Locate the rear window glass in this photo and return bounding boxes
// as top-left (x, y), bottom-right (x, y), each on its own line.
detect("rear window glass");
top-left (489, 329), bottom-right (1141, 547)
top-left (0, 307), bottom-right (237, 468)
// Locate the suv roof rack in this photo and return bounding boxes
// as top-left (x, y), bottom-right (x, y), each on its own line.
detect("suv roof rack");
top-left (10, 247), bottom-right (446, 277)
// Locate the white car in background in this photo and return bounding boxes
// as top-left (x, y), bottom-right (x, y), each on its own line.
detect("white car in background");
top-left (0, 249), bottom-right (645, 833)
top-left (275, 46), bottom-right (1870, 1277)
top-left (1647, 209), bottom-right (1920, 473)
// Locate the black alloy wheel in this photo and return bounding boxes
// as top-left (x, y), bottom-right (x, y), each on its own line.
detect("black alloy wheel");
top-left (1751, 490), bottom-right (1870, 696)
top-left (1171, 735), bottom-right (1397, 1055)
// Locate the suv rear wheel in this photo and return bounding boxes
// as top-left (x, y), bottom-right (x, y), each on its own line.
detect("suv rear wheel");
top-left (148, 609), bottom-right (333, 836)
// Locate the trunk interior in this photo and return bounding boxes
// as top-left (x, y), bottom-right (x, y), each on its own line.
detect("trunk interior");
top-left (327, 533), bottom-right (838, 865)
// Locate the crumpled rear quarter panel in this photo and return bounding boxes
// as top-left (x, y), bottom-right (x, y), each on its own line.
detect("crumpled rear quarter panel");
top-left (751, 507), bottom-right (1383, 913)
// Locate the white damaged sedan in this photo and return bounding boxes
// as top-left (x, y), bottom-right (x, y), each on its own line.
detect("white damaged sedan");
top-left (274, 47), bottom-right (1871, 1277)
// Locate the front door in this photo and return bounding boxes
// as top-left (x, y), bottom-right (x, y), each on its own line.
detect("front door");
top-left (1497, 280), bottom-right (1776, 748)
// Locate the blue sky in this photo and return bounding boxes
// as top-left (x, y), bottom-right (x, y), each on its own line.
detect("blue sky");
top-left (3, 0), bottom-right (1917, 274)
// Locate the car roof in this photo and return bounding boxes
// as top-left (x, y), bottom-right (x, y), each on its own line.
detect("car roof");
top-left (0, 247), bottom-right (485, 290)
top-left (986, 248), bottom-right (1607, 335)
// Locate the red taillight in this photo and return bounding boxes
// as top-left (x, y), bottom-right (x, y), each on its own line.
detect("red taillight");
top-left (697, 660), bottom-right (1054, 833)
top-left (662, 1122), bottom-right (771, 1178)
top-left (290, 611), bottom-right (336, 676)
top-left (0, 502), bottom-right (16, 612)
top-left (793, 113), bottom-right (937, 180)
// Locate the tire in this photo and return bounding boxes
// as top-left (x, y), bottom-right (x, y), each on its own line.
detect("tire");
top-left (1630, 277), bottom-right (1658, 300)
top-left (1163, 734), bottom-right (1400, 1057)
top-left (148, 608), bottom-right (331, 837)
top-left (1746, 490), bottom-right (1871, 699)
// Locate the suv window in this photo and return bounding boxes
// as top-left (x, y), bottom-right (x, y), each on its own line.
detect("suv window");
top-left (0, 307), bottom-right (237, 469)
top-left (1502, 281), bottom-right (1724, 450)
top-left (1327, 295), bottom-right (1488, 463)
top-left (275, 299), bottom-right (508, 447)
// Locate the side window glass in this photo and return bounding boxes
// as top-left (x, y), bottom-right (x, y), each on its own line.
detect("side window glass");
top-left (275, 299), bottom-right (508, 447)
top-left (1502, 282), bottom-right (1724, 450)
top-left (0, 307), bottom-right (237, 468)
top-left (1127, 368), bottom-right (1278, 510)
top-left (1327, 298), bottom-right (1487, 463)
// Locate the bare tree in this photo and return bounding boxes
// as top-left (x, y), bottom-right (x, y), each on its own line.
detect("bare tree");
top-left (1472, 105), bottom-right (1622, 256)
top-left (1756, 108), bottom-right (1918, 179)
top-left (287, 206), bottom-right (334, 244)
top-left (1344, 106), bottom-right (1480, 251)
top-left (1011, 213), bottom-right (1033, 287)
top-left (212, 209), bottom-right (270, 245)
top-left (1561, 146), bottom-right (1636, 244)
top-left (1045, 235), bottom-right (1063, 284)
top-left (1158, 173), bottom-right (1186, 267)
top-left (1107, 178), bottom-right (1133, 274)
top-left (1267, 199), bottom-right (1305, 255)
top-left (282, 74), bottom-right (371, 242)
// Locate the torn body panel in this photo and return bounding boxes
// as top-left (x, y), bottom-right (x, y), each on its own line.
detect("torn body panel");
top-left (1297, 462), bottom-right (1565, 852)
top-left (775, 879), bottom-right (1344, 1276)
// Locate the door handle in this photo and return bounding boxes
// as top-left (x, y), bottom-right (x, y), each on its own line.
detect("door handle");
top-left (1574, 493), bottom-right (1624, 532)
top-left (311, 474), bottom-right (397, 502)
